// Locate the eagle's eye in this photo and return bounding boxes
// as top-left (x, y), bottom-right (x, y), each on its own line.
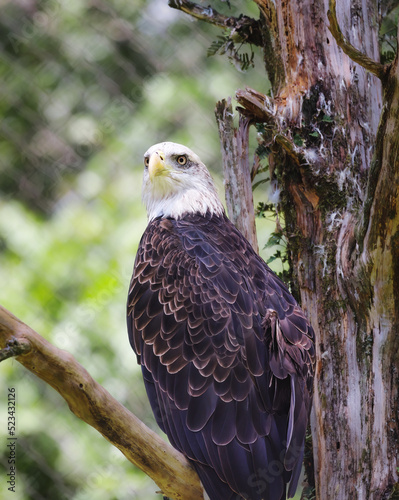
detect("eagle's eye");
top-left (176, 155), bottom-right (187, 166)
top-left (144, 156), bottom-right (150, 168)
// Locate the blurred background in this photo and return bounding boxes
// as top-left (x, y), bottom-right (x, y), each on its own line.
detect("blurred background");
top-left (0, 1), bottom-right (292, 499)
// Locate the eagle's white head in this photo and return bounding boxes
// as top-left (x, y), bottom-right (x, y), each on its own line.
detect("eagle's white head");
top-left (142, 142), bottom-right (224, 221)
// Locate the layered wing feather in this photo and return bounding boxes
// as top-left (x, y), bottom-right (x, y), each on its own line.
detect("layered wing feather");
top-left (127, 213), bottom-right (315, 500)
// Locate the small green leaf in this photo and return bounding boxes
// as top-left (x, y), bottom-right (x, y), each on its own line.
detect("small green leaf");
top-left (207, 34), bottom-right (229, 57)
top-left (293, 134), bottom-right (303, 146)
top-left (265, 233), bottom-right (282, 248)
top-left (322, 114), bottom-right (333, 123)
top-left (255, 144), bottom-right (269, 159)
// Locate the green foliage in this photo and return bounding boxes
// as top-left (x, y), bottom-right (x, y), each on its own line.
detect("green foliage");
top-left (253, 199), bottom-right (289, 281)
top-left (255, 201), bottom-right (275, 218)
top-left (293, 134), bottom-right (304, 147)
top-left (208, 34), bottom-right (230, 57)
top-left (0, 0), bottom-right (153, 213)
top-left (387, 482), bottom-right (399, 500)
top-left (380, 4), bottom-right (399, 64)
top-left (265, 231), bottom-right (284, 249)
top-left (264, 231), bottom-right (289, 280)
top-left (207, 30), bottom-right (255, 71)
top-left (321, 114), bottom-right (333, 123)
top-left (301, 486), bottom-right (317, 500)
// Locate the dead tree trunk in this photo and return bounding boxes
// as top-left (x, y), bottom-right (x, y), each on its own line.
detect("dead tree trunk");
top-left (252, 1), bottom-right (398, 497)
top-left (171, 0), bottom-right (399, 498)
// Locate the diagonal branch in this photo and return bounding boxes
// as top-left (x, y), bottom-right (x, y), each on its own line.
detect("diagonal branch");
top-left (0, 304), bottom-right (204, 500)
top-left (327, 0), bottom-right (388, 82)
top-left (168, 0), bottom-right (263, 46)
top-left (168, 0), bottom-right (230, 28)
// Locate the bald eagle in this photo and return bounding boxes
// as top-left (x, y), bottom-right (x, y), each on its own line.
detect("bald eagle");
top-left (127, 142), bottom-right (315, 500)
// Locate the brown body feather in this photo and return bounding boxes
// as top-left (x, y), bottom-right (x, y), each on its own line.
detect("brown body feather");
top-left (127, 212), bottom-right (314, 500)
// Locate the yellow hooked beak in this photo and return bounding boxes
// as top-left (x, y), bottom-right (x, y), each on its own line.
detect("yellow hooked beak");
top-left (148, 151), bottom-right (168, 181)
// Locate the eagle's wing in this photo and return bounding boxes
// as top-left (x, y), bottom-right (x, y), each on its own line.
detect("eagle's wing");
top-left (127, 214), bottom-right (315, 500)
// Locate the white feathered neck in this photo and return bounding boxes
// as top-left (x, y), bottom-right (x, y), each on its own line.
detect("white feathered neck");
top-left (142, 142), bottom-right (224, 221)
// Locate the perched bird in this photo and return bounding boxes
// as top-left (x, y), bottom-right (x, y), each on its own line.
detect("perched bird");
top-left (127, 142), bottom-right (315, 500)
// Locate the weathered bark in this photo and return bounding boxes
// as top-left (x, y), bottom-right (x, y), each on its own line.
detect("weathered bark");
top-left (244, 1), bottom-right (399, 498)
top-left (0, 305), bottom-right (204, 500)
top-left (215, 97), bottom-right (259, 252)
top-left (360, 39), bottom-right (399, 498)
top-left (250, 1), bottom-right (399, 497)
top-left (172, 0), bottom-right (399, 498)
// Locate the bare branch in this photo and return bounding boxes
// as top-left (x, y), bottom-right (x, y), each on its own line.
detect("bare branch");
top-left (235, 87), bottom-right (307, 167)
top-left (168, 0), bottom-right (263, 46)
top-left (168, 0), bottom-right (228, 27)
top-left (215, 97), bottom-right (259, 253)
top-left (327, 0), bottom-right (388, 81)
top-left (0, 305), bottom-right (204, 500)
top-left (235, 87), bottom-right (276, 125)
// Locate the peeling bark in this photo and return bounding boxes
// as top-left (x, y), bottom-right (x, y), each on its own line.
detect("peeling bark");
top-left (215, 97), bottom-right (259, 253)
top-left (360, 46), bottom-right (399, 498)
